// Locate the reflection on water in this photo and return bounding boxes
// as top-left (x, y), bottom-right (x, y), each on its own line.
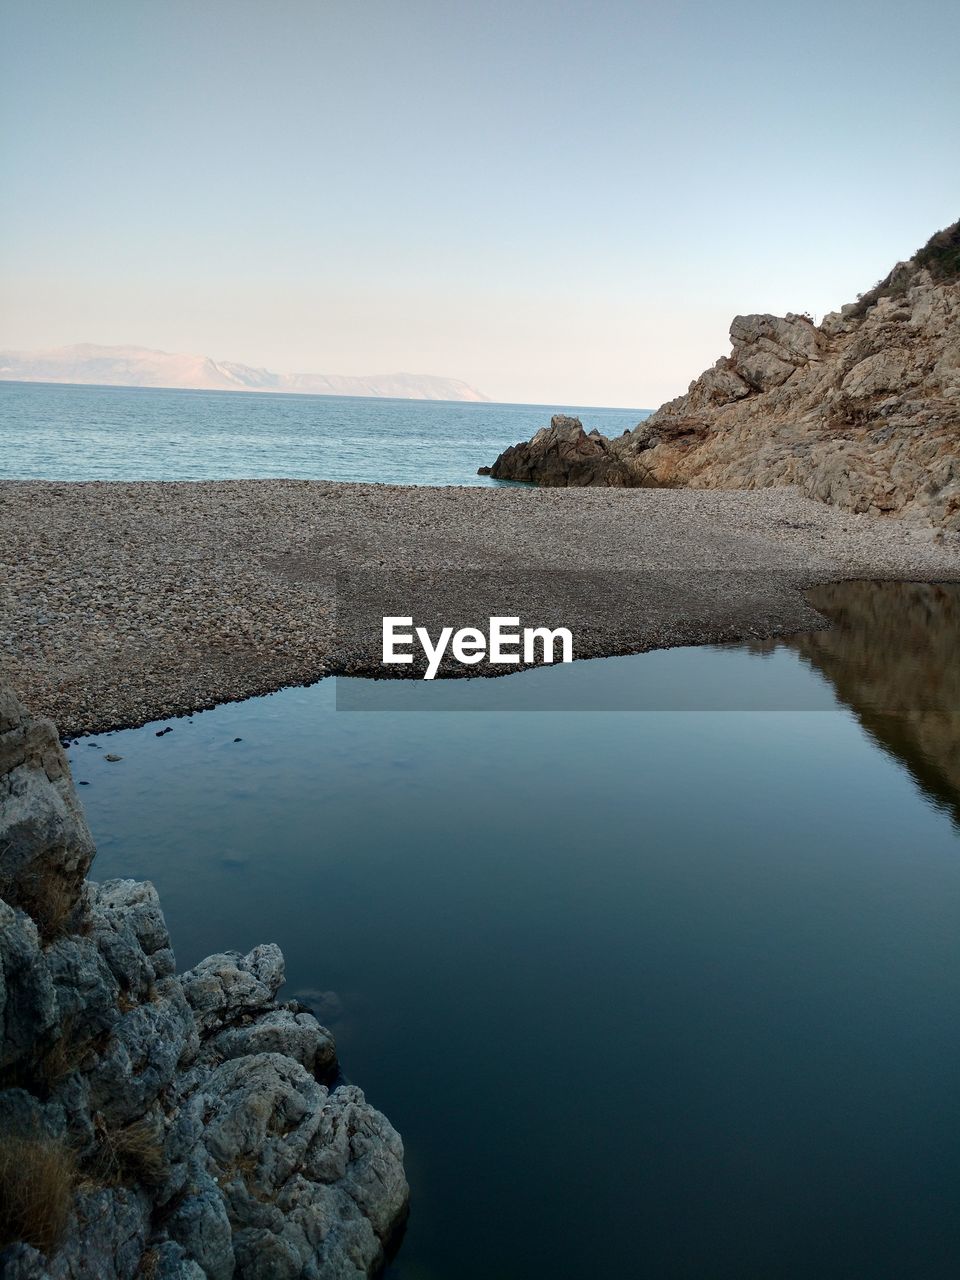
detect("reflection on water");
top-left (74, 581), bottom-right (960, 1279)
top-left (789, 581), bottom-right (960, 824)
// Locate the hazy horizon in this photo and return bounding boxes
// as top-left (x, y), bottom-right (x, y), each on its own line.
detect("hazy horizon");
top-left (0, 356), bottom-right (645, 409)
top-left (2, 1), bottom-right (958, 406)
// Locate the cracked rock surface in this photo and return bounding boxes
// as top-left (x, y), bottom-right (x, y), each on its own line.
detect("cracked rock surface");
top-left (0, 687), bottom-right (408, 1278)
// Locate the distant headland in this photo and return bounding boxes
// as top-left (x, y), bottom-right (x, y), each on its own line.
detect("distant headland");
top-left (0, 342), bottom-right (490, 402)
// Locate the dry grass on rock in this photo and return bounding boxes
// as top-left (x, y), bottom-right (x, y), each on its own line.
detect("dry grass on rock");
top-left (0, 1135), bottom-right (76, 1256)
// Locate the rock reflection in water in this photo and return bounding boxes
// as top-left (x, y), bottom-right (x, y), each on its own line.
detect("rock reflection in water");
top-left (785, 580), bottom-right (960, 824)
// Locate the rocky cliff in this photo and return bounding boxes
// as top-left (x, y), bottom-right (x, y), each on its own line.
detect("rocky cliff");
top-left (0, 687), bottom-right (407, 1278)
top-left (487, 221), bottom-right (960, 529)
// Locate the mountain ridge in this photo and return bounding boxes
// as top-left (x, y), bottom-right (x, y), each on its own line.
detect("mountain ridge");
top-left (0, 342), bottom-right (489, 402)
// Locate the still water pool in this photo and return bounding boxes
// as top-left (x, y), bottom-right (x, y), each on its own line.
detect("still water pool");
top-left (73, 584), bottom-right (960, 1279)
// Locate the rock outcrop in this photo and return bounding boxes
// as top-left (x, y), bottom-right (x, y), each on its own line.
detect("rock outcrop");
top-left (485, 415), bottom-right (648, 488)
top-left (487, 221), bottom-right (960, 529)
top-left (0, 688), bottom-right (407, 1278)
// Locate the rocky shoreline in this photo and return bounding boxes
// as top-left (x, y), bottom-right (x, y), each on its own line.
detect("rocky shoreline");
top-left (0, 686), bottom-right (408, 1277)
top-left (2, 480), bottom-right (960, 737)
top-left (485, 221), bottom-right (960, 529)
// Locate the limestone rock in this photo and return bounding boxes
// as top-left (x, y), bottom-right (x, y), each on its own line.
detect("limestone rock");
top-left (0, 684), bottom-right (408, 1278)
top-left (180, 943), bottom-right (285, 1032)
top-left (0, 902), bottom-right (58, 1070)
top-left (203, 1006), bottom-right (338, 1078)
top-left (488, 414), bottom-right (649, 488)
top-left (205, 1056), bottom-right (407, 1279)
top-left (94, 879), bottom-right (176, 977)
top-left (44, 933), bottom-right (121, 1036)
top-left (0, 1088), bottom-right (67, 1143)
top-left (54, 1186), bottom-right (151, 1279)
top-left (0, 690), bottom-right (94, 938)
top-left (165, 1174), bottom-right (234, 1280)
top-left (85, 981), bottom-right (198, 1123)
top-left (149, 1242), bottom-right (208, 1280)
top-left (729, 312), bottom-right (822, 390)
top-left (483, 220), bottom-right (960, 530)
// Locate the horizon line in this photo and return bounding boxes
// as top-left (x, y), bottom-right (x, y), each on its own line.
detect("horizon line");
top-left (0, 376), bottom-right (651, 415)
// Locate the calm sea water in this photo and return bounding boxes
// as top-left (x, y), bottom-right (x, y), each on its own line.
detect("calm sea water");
top-left (73, 591), bottom-right (960, 1280)
top-left (0, 380), bottom-right (647, 485)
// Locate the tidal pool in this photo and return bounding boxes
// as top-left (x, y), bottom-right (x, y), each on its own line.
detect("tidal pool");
top-left (74, 583), bottom-right (960, 1279)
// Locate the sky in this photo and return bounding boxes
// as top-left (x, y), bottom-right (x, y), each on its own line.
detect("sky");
top-left (1, 0), bottom-right (958, 408)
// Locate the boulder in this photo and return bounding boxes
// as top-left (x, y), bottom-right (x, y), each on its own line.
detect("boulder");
top-left (180, 943), bottom-right (285, 1032)
top-left (0, 689), bottom-right (95, 938)
top-left (203, 1006), bottom-right (338, 1078)
top-left (488, 415), bottom-right (648, 487)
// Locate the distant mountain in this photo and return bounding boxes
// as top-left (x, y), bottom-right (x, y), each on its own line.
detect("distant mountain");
top-left (0, 343), bottom-right (489, 402)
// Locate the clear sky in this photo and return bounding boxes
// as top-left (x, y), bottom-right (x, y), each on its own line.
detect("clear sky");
top-left (2, 0), bottom-right (958, 407)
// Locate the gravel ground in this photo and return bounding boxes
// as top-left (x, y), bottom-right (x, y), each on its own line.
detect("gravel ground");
top-left (2, 478), bottom-right (959, 736)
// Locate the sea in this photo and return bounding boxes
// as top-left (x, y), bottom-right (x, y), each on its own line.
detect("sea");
top-left (3, 380), bottom-right (960, 1279)
top-left (0, 379), bottom-right (647, 484)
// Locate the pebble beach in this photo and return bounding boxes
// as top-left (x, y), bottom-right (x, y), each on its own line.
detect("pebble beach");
top-left (3, 477), bottom-right (960, 737)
